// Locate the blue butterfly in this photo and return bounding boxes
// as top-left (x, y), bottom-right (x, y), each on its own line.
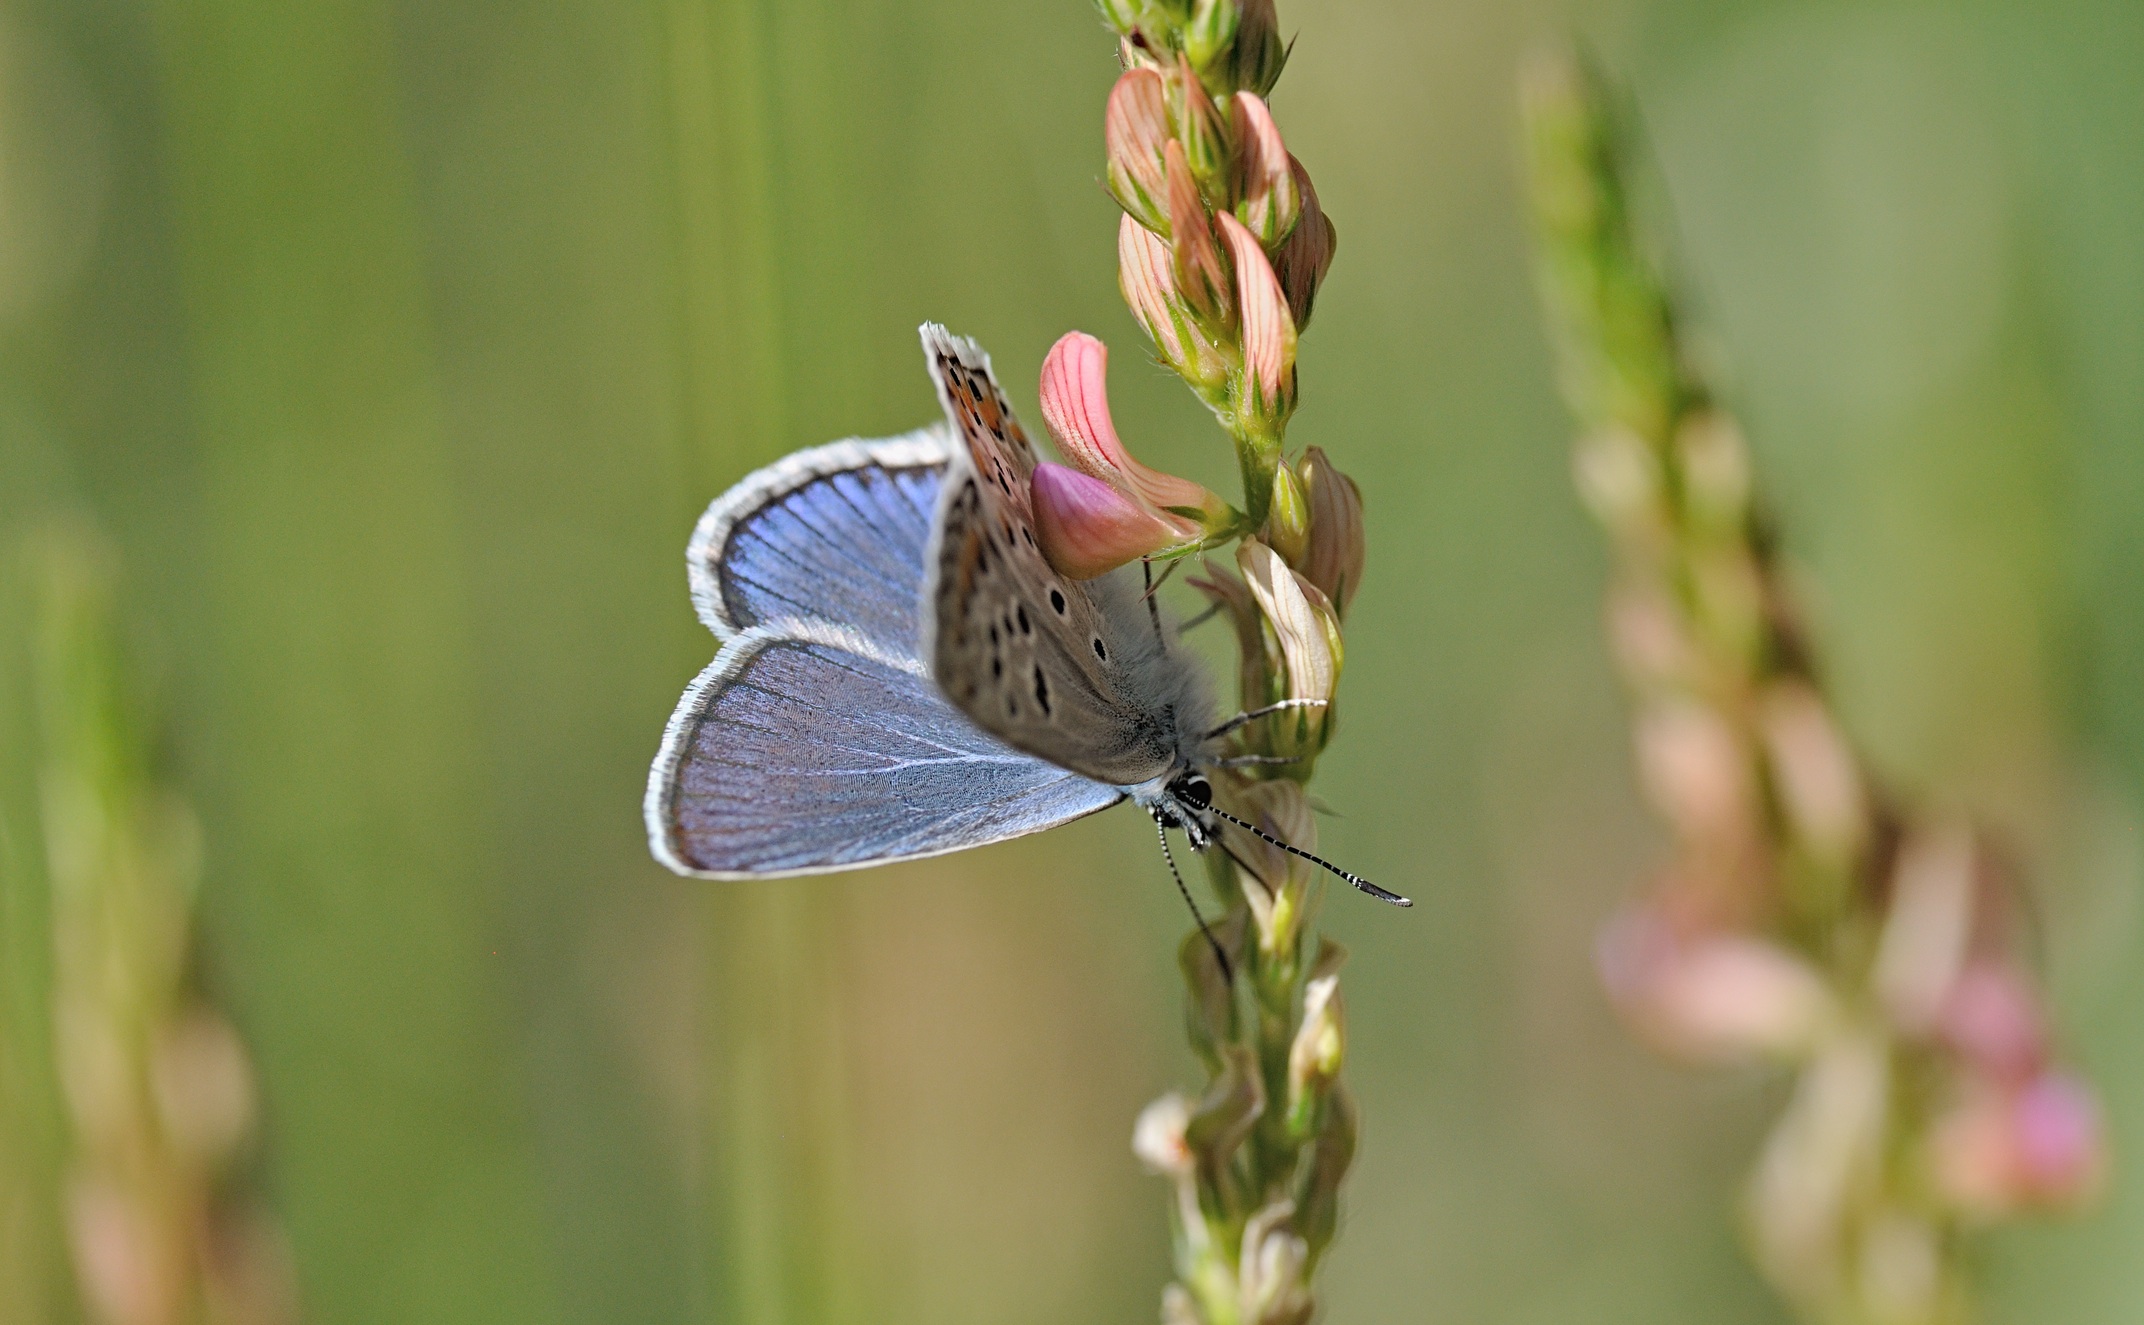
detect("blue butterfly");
top-left (646, 326), bottom-right (1405, 907)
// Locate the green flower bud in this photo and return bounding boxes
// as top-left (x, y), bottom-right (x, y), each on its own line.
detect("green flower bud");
top-left (1238, 1201), bottom-right (1314, 1325)
top-left (1179, 913), bottom-right (1242, 1069)
top-left (1284, 940), bottom-right (1348, 1137)
top-left (1263, 461), bottom-right (1311, 566)
top-left (1095, 0), bottom-right (1149, 35)
top-left (1294, 1084), bottom-right (1357, 1259)
top-left (1183, 0), bottom-right (1241, 79)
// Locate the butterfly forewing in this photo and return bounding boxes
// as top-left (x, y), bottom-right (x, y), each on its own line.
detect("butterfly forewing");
top-left (687, 428), bottom-right (949, 652)
top-left (919, 325), bottom-right (1182, 788)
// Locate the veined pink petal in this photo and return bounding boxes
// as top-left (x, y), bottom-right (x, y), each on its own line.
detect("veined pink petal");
top-left (1038, 332), bottom-right (1219, 526)
top-left (1030, 462), bottom-right (1181, 580)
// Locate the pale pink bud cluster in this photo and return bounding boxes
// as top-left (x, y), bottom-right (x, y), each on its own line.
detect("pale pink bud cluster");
top-left (1100, 46), bottom-right (1337, 512)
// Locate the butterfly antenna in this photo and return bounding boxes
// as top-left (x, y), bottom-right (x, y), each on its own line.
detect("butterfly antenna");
top-left (1158, 818), bottom-right (1233, 983)
top-left (1204, 806), bottom-right (1413, 907)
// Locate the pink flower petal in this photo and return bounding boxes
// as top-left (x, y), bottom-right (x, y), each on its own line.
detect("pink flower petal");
top-left (1030, 462), bottom-right (1181, 580)
top-left (1038, 332), bottom-right (1220, 525)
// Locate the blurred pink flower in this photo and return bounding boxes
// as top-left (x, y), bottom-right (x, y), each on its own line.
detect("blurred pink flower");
top-left (1598, 907), bottom-right (1836, 1062)
top-left (1937, 963), bottom-right (2047, 1085)
top-left (1933, 1071), bottom-right (2104, 1216)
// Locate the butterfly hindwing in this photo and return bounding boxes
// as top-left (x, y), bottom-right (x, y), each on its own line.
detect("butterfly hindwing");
top-left (648, 436), bottom-right (1124, 877)
top-left (649, 627), bottom-right (1122, 875)
top-left (918, 325), bottom-right (1183, 787)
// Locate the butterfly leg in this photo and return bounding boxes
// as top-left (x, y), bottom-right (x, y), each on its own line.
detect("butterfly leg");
top-left (1203, 698), bottom-right (1330, 742)
top-left (1208, 753), bottom-right (1308, 769)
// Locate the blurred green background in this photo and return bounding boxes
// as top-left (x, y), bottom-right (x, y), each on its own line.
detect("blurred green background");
top-left (3, 0), bottom-right (2142, 1321)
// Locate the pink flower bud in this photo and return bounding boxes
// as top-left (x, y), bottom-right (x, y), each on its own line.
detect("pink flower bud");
top-left (1038, 332), bottom-right (1228, 528)
top-left (1118, 215), bottom-right (1231, 392)
top-left (1874, 824), bottom-right (1977, 1035)
top-left (1030, 462), bottom-right (1181, 580)
top-left (1218, 211), bottom-right (1296, 418)
top-left (1230, 92), bottom-right (1301, 246)
top-left (1634, 699), bottom-right (1755, 846)
top-left (1165, 141), bottom-right (1231, 322)
top-left (1104, 69), bottom-right (1172, 233)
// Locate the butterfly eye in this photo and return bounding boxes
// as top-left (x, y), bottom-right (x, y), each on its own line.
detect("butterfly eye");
top-left (1179, 775), bottom-right (1212, 811)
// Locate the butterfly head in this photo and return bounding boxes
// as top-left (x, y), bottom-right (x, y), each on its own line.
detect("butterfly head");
top-left (1148, 769), bottom-right (1219, 849)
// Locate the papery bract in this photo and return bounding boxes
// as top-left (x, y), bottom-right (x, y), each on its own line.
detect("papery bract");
top-left (1295, 447), bottom-right (1365, 618)
top-left (1273, 159), bottom-right (1336, 330)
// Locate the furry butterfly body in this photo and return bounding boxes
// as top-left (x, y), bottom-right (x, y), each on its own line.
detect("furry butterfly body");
top-left (646, 326), bottom-right (1218, 878)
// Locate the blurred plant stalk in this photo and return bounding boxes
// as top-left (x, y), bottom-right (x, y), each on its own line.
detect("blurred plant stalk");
top-left (1522, 51), bottom-right (2105, 1325)
top-left (1056, 4), bottom-right (1366, 1321)
top-left (27, 525), bottom-right (295, 1325)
